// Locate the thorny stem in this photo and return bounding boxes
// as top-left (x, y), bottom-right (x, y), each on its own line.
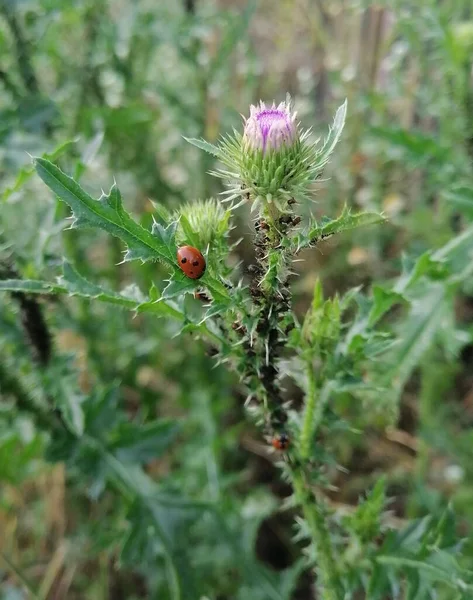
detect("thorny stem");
top-left (292, 469), bottom-right (343, 600)
top-left (241, 197), bottom-right (343, 597)
top-left (248, 206), bottom-right (293, 433)
top-left (294, 369), bottom-right (342, 597)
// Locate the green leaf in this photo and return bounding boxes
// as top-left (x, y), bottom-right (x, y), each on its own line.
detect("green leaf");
top-left (110, 419), bottom-right (180, 464)
top-left (44, 359), bottom-right (85, 436)
top-left (375, 554), bottom-right (473, 593)
top-left (315, 99), bottom-right (348, 169)
top-left (162, 272), bottom-right (198, 300)
top-left (0, 262), bottom-right (184, 320)
top-left (60, 261), bottom-right (145, 305)
top-left (394, 252), bottom-right (449, 294)
top-left (433, 221), bottom-right (473, 276)
top-left (383, 282), bottom-right (451, 404)
top-left (443, 185), bottom-right (473, 217)
top-left (344, 477), bottom-right (386, 543)
top-left (0, 279), bottom-right (60, 295)
top-left (183, 137), bottom-right (220, 157)
top-left (178, 214), bottom-right (200, 248)
top-left (0, 430), bottom-right (43, 484)
top-left (368, 286), bottom-right (405, 326)
top-left (58, 387), bottom-right (84, 436)
top-left (309, 205), bottom-right (386, 240)
top-left (161, 269), bottom-right (231, 305)
top-left (200, 273), bottom-right (231, 304)
top-left (34, 158), bottom-right (177, 267)
top-left (150, 219), bottom-right (179, 264)
top-left (0, 265), bottom-right (225, 345)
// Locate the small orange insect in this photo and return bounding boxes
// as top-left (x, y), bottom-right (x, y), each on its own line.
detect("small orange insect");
top-left (177, 246), bottom-right (206, 279)
top-left (272, 432), bottom-right (290, 451)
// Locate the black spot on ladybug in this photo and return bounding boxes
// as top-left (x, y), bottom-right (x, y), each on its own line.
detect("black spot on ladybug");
top-left (181, 257), bottom-right (187, 264)
top-left (192, 260), bottom-right (199, 267)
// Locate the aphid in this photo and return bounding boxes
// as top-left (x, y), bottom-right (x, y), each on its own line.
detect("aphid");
top-left (279, 214), bottom-right (292, 225)
top-left (231, 321), bottom-right (246, 335)
top-left (177, 246), bottom-right (206, 279)
top-left (194, 290), bottom-right (210, 302)
top-left (272, 432), bottom-right (290, 451)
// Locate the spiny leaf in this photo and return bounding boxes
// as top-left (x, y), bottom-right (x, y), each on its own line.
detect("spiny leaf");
top-left (315, 99), bottom-right (348, 169)
top-left (309, 205), bottom-right (386, 240)
top-left (383, 282), bottom-right (450, 403)
top-left (0, 262), bottom-right (184, 320)
top-left (34, 158), bottom-right (176, 267)
top-left (200, 273), bottom-right (231, 304)
top-left (375, 554), bottom-right (473, 593)
top-left (183, 137), bottom-right (221, 157)
top-left (344, 477), bottom-right (387, 542)
top-left (150, 219), bottom-right (178, 263)
top-left (395, 252), bottom-right (449, 294)
top-left (161, 269), bottom-right (231, 304)
top-left (162, 272), bottom-right (197, 300)
top-left (368, 286), bottom-right (406, 327)
top-left (0, 279), bottom-right (59, 295)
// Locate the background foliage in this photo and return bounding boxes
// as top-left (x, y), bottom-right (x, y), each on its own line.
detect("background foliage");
top-left (1, 0), bottom-right (473, 598)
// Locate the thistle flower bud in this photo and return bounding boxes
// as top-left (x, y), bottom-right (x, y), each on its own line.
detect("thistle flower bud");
top-left (185, 96), bottom-right (347, 211)
top-left (243, 102), bottom-right (298, 155)
top-left (175, 198), bottom-right (230, 264)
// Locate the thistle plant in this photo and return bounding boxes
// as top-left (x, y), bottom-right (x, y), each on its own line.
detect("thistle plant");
top-left (2, 97), bottom-right (472, 600)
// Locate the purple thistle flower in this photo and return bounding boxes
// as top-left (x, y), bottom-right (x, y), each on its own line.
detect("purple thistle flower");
top-left (243, 101), bottom-right (298, 155)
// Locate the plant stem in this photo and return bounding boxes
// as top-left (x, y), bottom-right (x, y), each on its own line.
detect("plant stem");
top-left (292, 469), bottom-right (343, 600)
top-left (299, 359), bottom-right (318, 459)
top-left (300, 371), bottom-right (334, 459)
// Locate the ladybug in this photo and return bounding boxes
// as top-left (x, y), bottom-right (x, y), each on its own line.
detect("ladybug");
top-left (177, 246), bottom-right (206, 279)
top-left (272, 432), bottom-right (290, 451)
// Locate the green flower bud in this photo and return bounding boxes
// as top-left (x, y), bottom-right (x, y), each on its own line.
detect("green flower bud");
top-left (176, 198), bottom-right (230, 250)
top-left (185, 96), bottom-right (346, 213)
top-left (215, 98), bottom-right (347, 212)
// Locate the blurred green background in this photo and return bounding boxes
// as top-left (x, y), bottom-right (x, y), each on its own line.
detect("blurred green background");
top-left (1, 0), bottom-right (473, 598)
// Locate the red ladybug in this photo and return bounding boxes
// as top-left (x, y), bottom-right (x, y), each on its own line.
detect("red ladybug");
top-left (272, 432), bottom-right (290, 451)
top-left (177, 246), bottom-right (206, 279)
